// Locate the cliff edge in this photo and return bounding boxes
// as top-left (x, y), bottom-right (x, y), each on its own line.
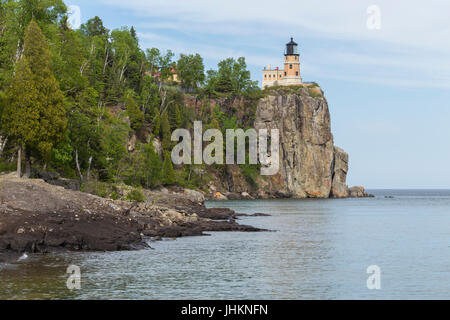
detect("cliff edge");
top-left (253, 85), bottom-right (368, 199)
top-left (197, 85), bottom-right (368, 199)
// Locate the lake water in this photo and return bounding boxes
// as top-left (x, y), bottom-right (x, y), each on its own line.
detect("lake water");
top-left (1, 190), bottom-right (449, 300)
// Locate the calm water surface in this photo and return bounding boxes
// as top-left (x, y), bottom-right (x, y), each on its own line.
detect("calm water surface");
top-left (1, 190), bottom-right (449, 299)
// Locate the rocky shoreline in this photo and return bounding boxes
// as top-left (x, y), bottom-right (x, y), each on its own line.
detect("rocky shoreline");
top-left (0, 173), bottom-right (268, 262)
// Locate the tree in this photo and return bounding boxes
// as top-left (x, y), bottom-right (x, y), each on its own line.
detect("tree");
top-left (125, 91), bottom-right (144, 131)
top-left (151, 107), bottom-right (161, 136)
top-left (206, 57), bottom-right (258, 95)
top-left (162, 151), bottom-right (175, 185)
top-left (143, 141), bottom-right (162, 188)
top-left (203, 69), bottom-right (219, 96)
top-left (139, 74), bottom-right (160, 115)
top-left (65, 87), bottom-right (102, 181)
top-left (2, 20), bottom-right (66, 177)
top-left (108, 27), bottom-right (141, 102)
top-left (130, 26), bottom-right (137, 41)
top-left (2, 58), bottom-right (37, 176)
top-left (80, 16), bottom-right (108, 37)
top-left (157, 50), bottom-right (174, 86)
top-left (177, 53), bottom-right (205, 91)
top-left (160, 111), bottom-right (171, 150)
top-left (53, 19), bottom-right (88, 94)
top-left (145, 47), bottom-right (160, 77)
top-left (0, 0), bottom-right (67, 65)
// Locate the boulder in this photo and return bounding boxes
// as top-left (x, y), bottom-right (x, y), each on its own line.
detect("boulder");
top-left (330, 146), bottom-right (349, 198)
top-left (349, 186), bottom-right (370, 198)
top-left (127, 133), bottom-right (137, 152)
top-left (183, 188), bottom-right (205, 204)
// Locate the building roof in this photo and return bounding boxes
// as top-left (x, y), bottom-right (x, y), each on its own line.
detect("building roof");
top-left (286, 37), bottom-right (298, 46)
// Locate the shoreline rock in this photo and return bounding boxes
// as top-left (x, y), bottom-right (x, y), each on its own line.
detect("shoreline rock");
top-left (348, 186), bottom-right (375, 198)
top-left (0, 173), bottom-right (268, 260)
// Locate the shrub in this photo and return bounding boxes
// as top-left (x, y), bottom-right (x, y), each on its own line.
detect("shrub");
top-left (308, 87), bottom-right (322, 98)
top-left (0, 161), bottom-right (16, 173)
top-left (240, 163), bottom-right (259, 188)
top-left (126, 188), bottom-right (146, 202)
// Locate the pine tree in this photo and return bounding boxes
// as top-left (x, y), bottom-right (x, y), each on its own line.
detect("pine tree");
top-left (143, 142), bottom-right (162, 188)
top-left (3, 20), bottom-right (66, 177)
top-left (2, 58), bottom-right (39, 176)
top-left (160, 110), bottom-right (172, 150)
top-left (152, 108), bottom-right (161, 136)
top-left (174, 105), bottom-right (182, 128)
top-left (125, 93), bottom-right (144, 131)
top-left (162, 151), bottom-right (175, 185)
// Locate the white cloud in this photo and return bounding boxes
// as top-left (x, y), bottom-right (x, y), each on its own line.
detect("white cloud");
top-left (103, 0), bottom-right (450, 49)
top-left (101, 0), bottom-right (450, 87)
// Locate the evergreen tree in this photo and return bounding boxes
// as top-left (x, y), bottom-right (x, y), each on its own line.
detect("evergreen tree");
top-left (175, 105), bottom-right (182, 128)
top-left (3, 20), bottom-right (66, 177)
top-left (2, 57), bottom-right (38, 176)
top-left (160, 110), bottom-right (171, 150)
top-left (152, 107), bottom-right (161, 136)
top-left (130, 26), bottom-right (137, 41)
top-left (125, 92), bottom-right (144, 131)
top-left (162, 150), bottom-right (175, 185)
top-left (143, 141), bottom-right (162, 188)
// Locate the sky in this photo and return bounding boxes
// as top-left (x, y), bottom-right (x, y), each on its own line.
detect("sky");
top-left (66, 0), bottom-right (450, 189)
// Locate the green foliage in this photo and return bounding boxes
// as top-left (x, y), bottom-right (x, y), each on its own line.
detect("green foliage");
top-left (204, 57), bottom-right (259, 97)
top-left (152, 108), bottom-right (161, 136)
top-left (157, 50), bottom-right (175, 81)
top-left (140, 75), bottom-right (159, 115)
top-left (3, 20), bottom-right (66, 160)
top-left (240, 163), bottom-right (260, 188)
top-left (143, 141), bottom-right (163, 188)
top-left (308, 87), bottom-right (323, 98)
top-left (81, 180), bottom-right (110, 198)
top-left (52, 132), bottom-right (74, 167)
top-left (0, 161), bottom-right (16, 173)
top-left (177, 53), bottom-right (205, 91)
top-left (0, 0), bottom-right (268, 194)
top-left (125, 91), bottom-right (144, 130)
top-left (81, 16), bottom-right (108, 37)
top-left (162, 151), bottom-right (175, 185)
top-left (126, 188), bottom-right (146, 202)
top-left (160, 111), bottom-right (172, 150)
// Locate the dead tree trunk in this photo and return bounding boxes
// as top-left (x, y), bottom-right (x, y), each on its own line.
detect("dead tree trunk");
top-left (86, 156), bottom-right (93, 181)
top-left (75, 149), bottom-right (84, 181)
top-left (17, 146), bottom-right (22, 178)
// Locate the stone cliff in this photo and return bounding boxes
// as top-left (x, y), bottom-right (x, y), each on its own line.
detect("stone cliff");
top-left (154, 86), bottom-right (367, 199)
top-left (201, 86), bottom-right (367, 199)
top-left (251, 86), bottom-right (348, 198)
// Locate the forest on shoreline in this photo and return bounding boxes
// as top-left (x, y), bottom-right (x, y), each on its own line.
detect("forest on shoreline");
top-left (0, 0), bottom-right (263, 198)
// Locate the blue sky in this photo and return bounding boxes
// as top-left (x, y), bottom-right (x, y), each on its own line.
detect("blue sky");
top-left (66, 0), bottom-right (450, 189)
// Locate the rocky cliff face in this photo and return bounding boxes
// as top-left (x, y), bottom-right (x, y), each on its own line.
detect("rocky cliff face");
top-left (183, 87), bottom-right (366, 199)
top-left (253, 87), bottom-right (344, 198)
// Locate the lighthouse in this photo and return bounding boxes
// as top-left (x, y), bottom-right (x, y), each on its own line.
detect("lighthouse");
top-left (262, 37), bottom-right (303, 88)
top-left (283, 37), bottom-right (302, 85)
